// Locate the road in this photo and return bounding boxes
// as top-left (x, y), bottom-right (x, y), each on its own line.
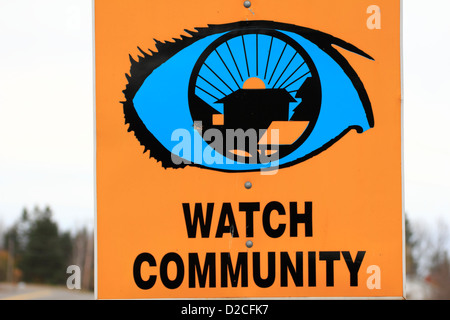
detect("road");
top-left (0, 283), bottom-right (94, 300)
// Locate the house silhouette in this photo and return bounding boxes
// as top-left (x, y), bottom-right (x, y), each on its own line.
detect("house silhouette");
top-left (290, 77), bottom-right (321, 121)
top-left (215, 88), bottom-right (296, 131)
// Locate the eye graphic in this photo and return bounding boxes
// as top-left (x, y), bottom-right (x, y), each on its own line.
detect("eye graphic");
top-left (123, 21), bottom-right (374, 172)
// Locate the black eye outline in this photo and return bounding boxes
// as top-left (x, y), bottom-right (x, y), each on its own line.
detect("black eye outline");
top-left (122, 20), bottom-right (374, 170)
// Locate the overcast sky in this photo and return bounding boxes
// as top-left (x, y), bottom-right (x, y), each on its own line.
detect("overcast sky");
top-left (0, 0), bottom-right (94, 231)
top-left (0, 0), bottom-right (449, 233)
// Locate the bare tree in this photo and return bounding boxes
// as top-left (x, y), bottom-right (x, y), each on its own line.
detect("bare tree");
top-left (71, 227), bottom-right (94, 291)
top-left (411, 217), bottom-right (450, 299)
top-left (427, 218), bottom-right (450, 299)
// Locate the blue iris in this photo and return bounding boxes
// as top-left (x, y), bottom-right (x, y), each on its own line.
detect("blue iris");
top-left (131, 27), bottom-right (372, 171)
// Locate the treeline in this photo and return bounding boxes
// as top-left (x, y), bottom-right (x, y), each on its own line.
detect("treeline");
top-left (0, 206), bottom-right (94, 291)
top-left (405, 215), bottom-right (450, 299)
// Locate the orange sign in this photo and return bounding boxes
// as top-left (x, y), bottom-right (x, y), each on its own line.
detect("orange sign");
top-left (95, 0), bottom-right (403, 299)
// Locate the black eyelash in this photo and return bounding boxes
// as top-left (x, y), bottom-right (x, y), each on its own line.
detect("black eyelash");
top-left (122, 21), bottom-right (374, 170)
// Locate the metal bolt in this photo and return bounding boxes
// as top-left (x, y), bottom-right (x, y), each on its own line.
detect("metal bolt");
top-left (246, 240), bottom-right (253, 248)
top-left (243, 1), bottom-right (251, 8)
top-left (244, 181), bottom-right (252, 189)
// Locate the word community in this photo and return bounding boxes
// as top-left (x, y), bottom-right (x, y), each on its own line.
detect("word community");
top-left (133, 250), bottom-right (366, 289)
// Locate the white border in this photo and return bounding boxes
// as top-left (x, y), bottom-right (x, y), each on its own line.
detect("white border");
top-left (400, 0), bottom-right (406, 300)
top-left (92, 0), bottom-right (98, 301)
top-left (92, 0), bottom-right (405, 300)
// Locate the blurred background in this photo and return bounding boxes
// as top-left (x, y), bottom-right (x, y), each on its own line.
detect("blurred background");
top-left (0, 0), bottom-right (449, 299)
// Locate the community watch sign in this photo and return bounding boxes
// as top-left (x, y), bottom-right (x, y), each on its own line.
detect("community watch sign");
top-left (95, 0), bottom-right (403, 299)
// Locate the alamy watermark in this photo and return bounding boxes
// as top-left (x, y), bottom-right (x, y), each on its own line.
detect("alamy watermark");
top-left (367, 5), bottom-right (381, 30)
top-left (170, 121), bottom-right (281, 175)
top-left (66, 265), bottom-right (81, 290)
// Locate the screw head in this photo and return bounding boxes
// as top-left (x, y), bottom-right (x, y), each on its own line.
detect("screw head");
top-left (243, 1), bottom-right (251, 8)
top-left (246, 240), bottom-right (253, 248)
top-left (244, 181), bottom-right (252, 189)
